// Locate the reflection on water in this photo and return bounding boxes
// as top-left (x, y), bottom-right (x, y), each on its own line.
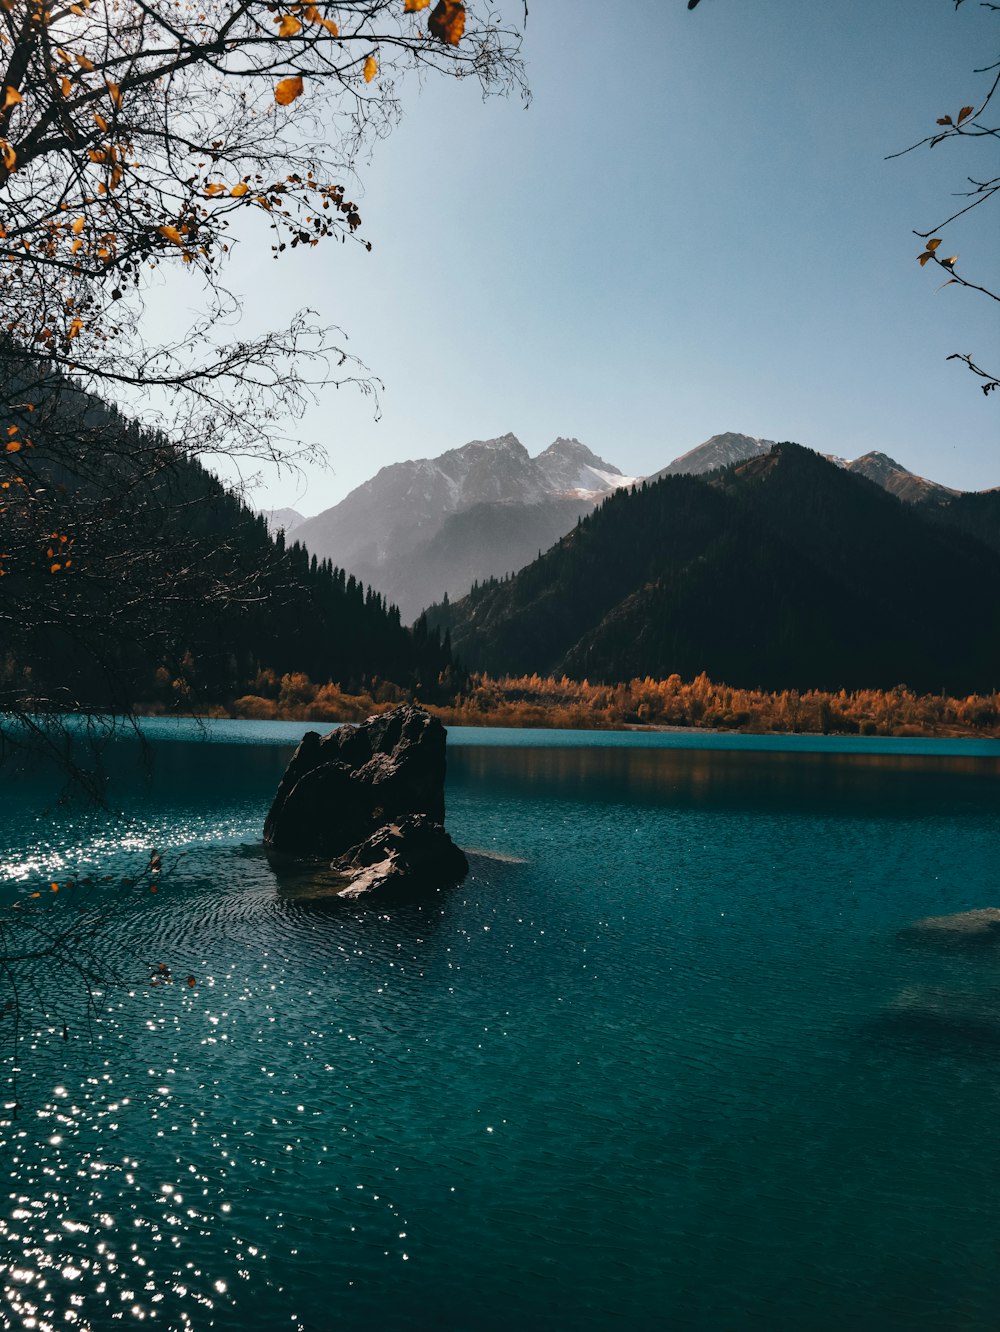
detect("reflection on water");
top-left (450, 741), bottom-right (1000, 814)
top-left (1, 726), bottom-right (999, 1331)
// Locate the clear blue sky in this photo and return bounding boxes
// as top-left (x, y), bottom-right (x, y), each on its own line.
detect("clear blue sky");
top-left (166, 0), bottom-right (1000, 512)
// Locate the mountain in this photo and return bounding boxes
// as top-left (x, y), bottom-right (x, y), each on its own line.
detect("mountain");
top-left (533, 436), bottom-right (632, 497)
top-left (262, 506), bottom-right (305, 537)
top-left (651, 434), bottom-right (965, 510)
top-left (293, 433), bottom-right (638, 621)
top-left (424, 443), bottom-right (1000, 694)
top-left (649, 432), bottom-right (778, 480)
top-left (839, 452), bottom-right (958, 505)
top-left (924, 486), bottom-right (1000, 557)
top-left (832, 452), bottom-right (1000, 554)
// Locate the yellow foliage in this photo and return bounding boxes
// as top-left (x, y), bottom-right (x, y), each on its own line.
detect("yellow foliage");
top-left (428, 0), bottom-right (465, 44)
top-left (274, 74), bottom-right (304, 105)
top-left (363, 55), bottom-right (378, 82)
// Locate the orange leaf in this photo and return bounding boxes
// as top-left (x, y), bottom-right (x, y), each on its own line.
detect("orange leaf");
top-left (106, 80), bottom-right (122, 107)
top-left (76, 54), bottom-right (95, 72)
top-left (957, 105), bottom-right (975, 124)
top-left (301, 5), bottom-right (337, 31)
top-left (277, 13), bottom-right (302, 36)
top-left (936, 115), bottom-right (953, 126)
top-left (918, 252), bottom-right (933, 266)
top-left (230, 182), bottom-right (249, 197)
top-left (204, 182), bottom-right (226, 196)
top-left (71, 238), bottom-right (83, 254)
top-left (274, 75), bottom-right (304, 106)
top-left (2, 86), bottom-right (22, 109)
top-left (60, 76), bottom-right (72, 97)
top-left (159, 224), bottom-right (184, 245)
top-left (50, 562), bottom-right (62, 573)
top-left (428, 0), bottom-right (465, 44)
top-left (363, 54), bottom-right (378, 82)
top-left (71, 216), bottom-right (85, 234)
top-left (404, 0), bottom-right (431, 9)
top-left (5, 440), bottom-right (21, 452)
top-left (68, 316), bottom-right (84, 338)
top-left (0, 140), bottom-right (16, 171)
top-left (925, 238), bottom-right (941, 251)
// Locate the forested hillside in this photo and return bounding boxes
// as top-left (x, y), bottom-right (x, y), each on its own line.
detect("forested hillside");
top-left (0, 367), bottom-right (455, 715)
top-left (425, 444), bottom-right (1000, 694)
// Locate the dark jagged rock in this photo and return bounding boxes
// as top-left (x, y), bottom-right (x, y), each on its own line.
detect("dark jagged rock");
top-left (263, 704), bottom-right (466, 898)
top-left (331, 815), bottom-right (469, 899)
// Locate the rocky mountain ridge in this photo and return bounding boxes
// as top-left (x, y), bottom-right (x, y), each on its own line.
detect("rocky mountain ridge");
top-left (276, 429), bottom-right (993, 623)
top-left (290, 433), bottom-right (639, 621)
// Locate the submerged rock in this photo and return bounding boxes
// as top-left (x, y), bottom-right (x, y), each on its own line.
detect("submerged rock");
top-left (873, 984), bottom-right (1000, 1053)
top-left (263, 704), bottom-right (467, 899)
top-left (899, 908), bottom-right (1000, 948)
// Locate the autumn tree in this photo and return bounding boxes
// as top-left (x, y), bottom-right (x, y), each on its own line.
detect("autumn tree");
top-left (0, 0), bottom-right (525, 439)
top-left (897, 0), bottom-right (999, 393)
top-left (0, 0), bottom-right (525, 741)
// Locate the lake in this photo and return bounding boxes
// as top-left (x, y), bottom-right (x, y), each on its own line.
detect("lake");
top-left (2, 720), bottom-right (1000, 1331)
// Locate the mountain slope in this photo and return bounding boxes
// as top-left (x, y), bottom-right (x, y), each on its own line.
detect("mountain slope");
top-left (262, 506), bottom-right (305, 537)
top-left (649, 432), bottom-right (778, 480)
top-left (924, 487), bottom-right (1000, 556)
top-left (293, 433), bottom-right (635, 620)
top-left (840, 452), bottom-right (958, 505)
top-left (426, 444), bottom-right (1000, 693)
top-left (0, 366), bottom-right (455, 713)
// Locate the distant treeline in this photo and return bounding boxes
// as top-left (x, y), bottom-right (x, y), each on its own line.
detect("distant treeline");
top-left (173, 669), bottom-right (1000, 738)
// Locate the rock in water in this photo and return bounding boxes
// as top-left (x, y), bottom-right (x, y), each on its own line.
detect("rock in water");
top-left (263, 704), bottom-right (467, 897)
top-left (899, 908), bottom-right (1000, 947)
top-left (331, 815), bottom-right (470, 899)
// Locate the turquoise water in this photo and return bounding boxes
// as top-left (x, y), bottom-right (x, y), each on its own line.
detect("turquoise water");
top-left (1, 722), bottom-right (1000, 1330)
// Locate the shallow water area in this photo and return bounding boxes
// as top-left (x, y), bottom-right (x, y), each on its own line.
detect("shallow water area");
top-left (1, 720), bottom-right (999, 1330)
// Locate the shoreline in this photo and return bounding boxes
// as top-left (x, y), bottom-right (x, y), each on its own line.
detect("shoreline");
top-left (133, 707), bottom-right (1000, 743)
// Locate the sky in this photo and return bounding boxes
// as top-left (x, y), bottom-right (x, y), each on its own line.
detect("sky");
top-left (152, 0), bottom-right (999, 515)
